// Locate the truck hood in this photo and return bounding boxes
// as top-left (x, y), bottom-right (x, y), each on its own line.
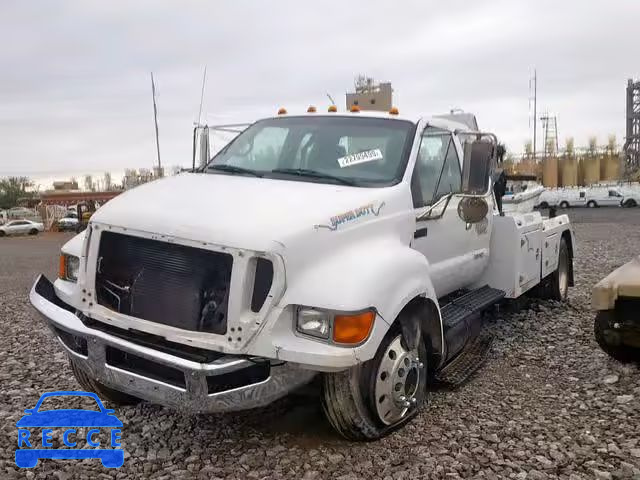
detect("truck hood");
top-left (91, 173), bottom-right (402, 251)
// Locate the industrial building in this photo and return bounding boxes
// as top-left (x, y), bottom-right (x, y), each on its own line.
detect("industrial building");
top-left (346, 77), bottom-right (393, 112)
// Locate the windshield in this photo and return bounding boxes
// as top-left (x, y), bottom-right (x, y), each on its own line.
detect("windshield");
top-left (206, 116), bottom-right (415, 187)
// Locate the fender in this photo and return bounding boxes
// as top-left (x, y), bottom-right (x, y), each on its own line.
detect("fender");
top-left (280, 236), bottom-right (443, 364)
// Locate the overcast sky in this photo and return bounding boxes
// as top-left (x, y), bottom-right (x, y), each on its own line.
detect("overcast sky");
top-left (0, 0), bottom-right (637, 185)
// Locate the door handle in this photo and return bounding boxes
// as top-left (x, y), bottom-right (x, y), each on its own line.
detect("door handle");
top-left (414, 227), bottom-right (428, 239)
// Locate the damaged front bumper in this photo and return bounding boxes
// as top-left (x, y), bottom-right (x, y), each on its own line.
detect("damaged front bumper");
top-left (29, 275), bottom-right (315, 413)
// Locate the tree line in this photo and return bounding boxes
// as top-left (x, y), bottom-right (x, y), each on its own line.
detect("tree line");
top-left (0, 177), bottom-right (36, 209)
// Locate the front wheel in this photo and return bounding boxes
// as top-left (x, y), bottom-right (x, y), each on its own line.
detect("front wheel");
top-left (29, 228), bottom-right (38, 235)
top-left (322, 320), bottom-right (428, 441)
top-left (559, 201), bottom-right (569, 209)
top-left (624, 199), bottom-right (637, 208)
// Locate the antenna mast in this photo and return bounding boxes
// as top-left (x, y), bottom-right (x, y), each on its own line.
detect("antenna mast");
top-left (150, 72), bottom-right (162, 171)
top-left (197, 66), bottom-right (207, 125)
top-left (529, 69), bottom-right (537, 160)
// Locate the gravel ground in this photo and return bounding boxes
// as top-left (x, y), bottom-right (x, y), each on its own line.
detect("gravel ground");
top-left (1, 208), bottom-right (639, 479)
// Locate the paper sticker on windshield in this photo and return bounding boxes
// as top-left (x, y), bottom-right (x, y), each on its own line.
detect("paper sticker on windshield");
top-left (337, 149), bottom-right (383, 168)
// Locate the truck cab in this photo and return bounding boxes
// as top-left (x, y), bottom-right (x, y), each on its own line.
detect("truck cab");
top-left (30, 108), bottom-right (574, 440)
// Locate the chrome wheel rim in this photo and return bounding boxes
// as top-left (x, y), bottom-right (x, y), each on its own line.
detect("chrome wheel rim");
top-left (374, 335), bottom-right (422, 425)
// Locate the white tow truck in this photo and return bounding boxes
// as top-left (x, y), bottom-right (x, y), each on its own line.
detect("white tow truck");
top-left (30, 108), bottom-right (575, 440)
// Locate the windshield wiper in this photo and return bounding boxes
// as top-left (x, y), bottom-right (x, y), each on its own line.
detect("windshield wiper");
top-left (207, 164), bottom-right (263, 177)
top-left (271, 168), bottom-right (357, 186)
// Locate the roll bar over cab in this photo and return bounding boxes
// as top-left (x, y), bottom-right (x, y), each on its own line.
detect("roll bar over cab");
top-left (29, 110), bottom-right (574, 441)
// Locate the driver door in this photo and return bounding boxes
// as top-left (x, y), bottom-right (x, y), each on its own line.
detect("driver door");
top-left (410, 128), bottom-right (487, 297)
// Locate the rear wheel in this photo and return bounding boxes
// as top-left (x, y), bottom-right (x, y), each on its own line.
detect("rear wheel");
top-left (70, 360), bottom-right (141, 406)
top-left (587, 200), bottom-right (598, 208)
top-left (559, 201), bottom-right (569, 209)
top-left (0, 231), bottom-right (5, 237)
top-left (540, 237), bottom-right (570, 301)
top-left (539, 201), bottom-right (549, 209)
top-left (594, 311), bottom-right (639, 363)
top-left (322, 317), bottom-right (428, 440)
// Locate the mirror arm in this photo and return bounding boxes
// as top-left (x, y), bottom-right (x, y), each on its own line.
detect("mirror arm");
top-left (416, 193), bottom-right (453, 221)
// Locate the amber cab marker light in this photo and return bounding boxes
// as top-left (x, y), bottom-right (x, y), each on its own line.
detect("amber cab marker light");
top-left (58, 255), bottom-right (66, 279)
top-left (389, 107), bottom-right (399, 115)
top-left (277, 107), bottom-right (287, 115)
top-left (328, 105), bottom-right (338, 112)
top-left (350, 105), bottom-right (361, 113)
top-left (307, 106), bottom-right (317, 113)
top-left (333, 311), bottom-right (375, 345)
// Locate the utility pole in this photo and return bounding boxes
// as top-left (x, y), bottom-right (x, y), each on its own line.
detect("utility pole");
top-left (151, 72), bottom-right (162, 172)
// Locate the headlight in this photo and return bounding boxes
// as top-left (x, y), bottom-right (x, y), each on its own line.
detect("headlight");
top-left (295, 307), bottom-right (375, 345)
top-left (59, 254), bottom-right (80, 282)
top-left (296, 307), bottom-right (330, 339)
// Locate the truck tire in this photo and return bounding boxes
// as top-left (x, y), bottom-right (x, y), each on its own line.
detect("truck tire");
top-left (321, 318), bottom-right (428, 441)
top-left (587, 200), bottom-right (598, 208)
top-left (539, 201), bottom-right (549, 209)
top-left (70, 360), bottom-right (141, 406)
top-left (624, 199), bottom-right (637, 208)
top-left (594, 311), bottom-right (639, 363)
top-left (559, 201), bottom-right (569, 209)
top-left (541, 237), bottom-right (570, 301)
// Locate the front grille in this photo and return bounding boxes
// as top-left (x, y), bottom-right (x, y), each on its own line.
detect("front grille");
top-left (96, 232), bottom-right (232, 335)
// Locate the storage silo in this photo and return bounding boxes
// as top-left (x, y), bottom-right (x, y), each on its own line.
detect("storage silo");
top-left (560, 156), bottom-right (578, 186)
top-left (542, 156), bottom-right (559, 187)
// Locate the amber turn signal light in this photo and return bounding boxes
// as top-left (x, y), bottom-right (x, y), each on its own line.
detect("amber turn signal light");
top-left (350, 105), bottom-right (361, 113)
top-left (389, 107), bottom-right (399, 115)
top-left (59, 254), bottom-right (67, 279)
top-left (333, 311), bottom-right (375, 344)
top-left (307, 106), bottom-right (317, 113)
top-left (328, 105), bottom-right (337, 112)
top-left (277, 107), bottom-right (287, 115)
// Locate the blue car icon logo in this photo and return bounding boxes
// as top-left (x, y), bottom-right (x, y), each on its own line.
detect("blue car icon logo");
top-left (16, 391), bottom-right (124, 468)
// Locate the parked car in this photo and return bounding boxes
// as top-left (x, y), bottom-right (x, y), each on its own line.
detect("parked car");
top-left (0, 219), bottom-right (44, 237)
top-left (538, 187), bottom-right (626, 209)
top-left (57, 214), bottom-right (79, 232)
top-left (619, 188), bottom-right (640, 208)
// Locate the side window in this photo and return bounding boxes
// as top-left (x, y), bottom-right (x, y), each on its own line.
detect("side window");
top-left (413, 131), bottom-right (461, 206)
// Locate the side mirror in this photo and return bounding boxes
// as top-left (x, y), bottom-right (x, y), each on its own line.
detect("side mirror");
top-left (457, 197), bottom-right (489, 224)
top-left (461, 140), bottom-right (493, 195)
